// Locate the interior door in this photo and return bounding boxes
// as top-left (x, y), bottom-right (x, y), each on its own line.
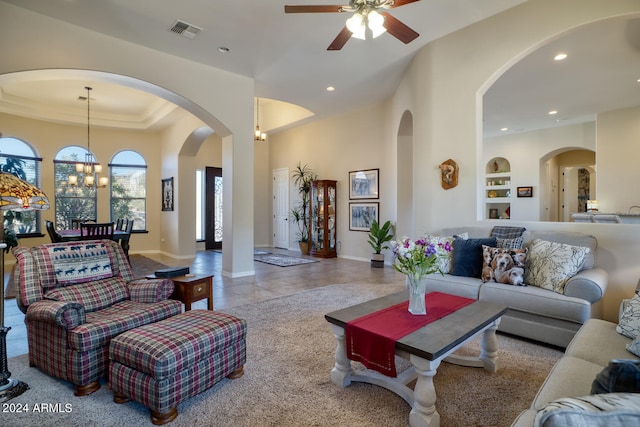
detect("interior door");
top-left (273, 168), bottom-right (289, 249)
top-left (205, 167), bottom-right (222, 250)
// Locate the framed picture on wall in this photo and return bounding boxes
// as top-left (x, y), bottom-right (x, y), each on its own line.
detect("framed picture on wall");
top-left (162, 177), bottom-right (174, 211)
top-left (517, 186), bottom-right (533, 198)
top-left (349, 202), bottom-right (379, 231)
top-left (349, 169), bottom-right (379, 199)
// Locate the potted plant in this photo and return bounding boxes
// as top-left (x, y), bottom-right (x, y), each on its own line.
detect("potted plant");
top-left (291, 162), bottom-right (316, 255)
top-left (367, 219), bottom-right (394, 268)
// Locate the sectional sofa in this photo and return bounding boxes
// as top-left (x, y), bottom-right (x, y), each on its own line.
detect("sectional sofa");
top-left (512, 296), bottom-right (640, 426)
top-left (425, 226), bottom-right (608, 348)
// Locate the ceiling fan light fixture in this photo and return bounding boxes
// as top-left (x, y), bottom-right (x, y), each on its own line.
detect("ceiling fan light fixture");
top-left (368, 10), bottom-right (386, 38)
top-left (346, 13), bottom-right (366, 40)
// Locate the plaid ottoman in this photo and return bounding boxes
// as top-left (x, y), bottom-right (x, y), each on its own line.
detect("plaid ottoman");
top-left (109, 310), bottom-right (247, 425)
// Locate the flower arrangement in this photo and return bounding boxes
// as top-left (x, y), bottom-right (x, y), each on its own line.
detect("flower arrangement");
top-left (391, 236), bottom-right (452, 279)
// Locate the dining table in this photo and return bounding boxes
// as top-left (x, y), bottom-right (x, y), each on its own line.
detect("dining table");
top-left (57, 228), bottom-right (128, 242)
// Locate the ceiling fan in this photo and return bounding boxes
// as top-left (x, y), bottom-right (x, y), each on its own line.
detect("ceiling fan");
top-left (284, 0), bottom-right (420, 51)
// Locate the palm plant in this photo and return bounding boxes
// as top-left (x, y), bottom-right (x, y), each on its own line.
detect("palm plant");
top-left (290, 162), bottom-right (317, 244)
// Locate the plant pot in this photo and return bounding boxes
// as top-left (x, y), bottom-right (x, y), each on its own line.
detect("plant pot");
top-left (299, 241), bottom-right (310, 255)
top-left (370, 253), bottom-right (385, 268)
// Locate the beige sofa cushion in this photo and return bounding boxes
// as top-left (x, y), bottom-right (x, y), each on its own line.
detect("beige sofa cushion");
top-left (568, 319), bottom-right (637, 366)
top-left (532, 356), bottom-right (602, 410)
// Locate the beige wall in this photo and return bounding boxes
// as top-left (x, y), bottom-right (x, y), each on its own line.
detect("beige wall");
top-left (597, 105), bottom-right (640, 213)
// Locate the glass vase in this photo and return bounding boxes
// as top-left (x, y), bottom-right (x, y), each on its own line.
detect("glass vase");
top-left (406, 274), bottom-right (428, 315)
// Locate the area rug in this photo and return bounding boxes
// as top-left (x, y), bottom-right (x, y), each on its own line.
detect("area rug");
top-left (254, 253), bottom-right (317, 267)
top-left (3, 283), bottom-right (562, 427)
top-left (127, 254), bottom-right (170, 279)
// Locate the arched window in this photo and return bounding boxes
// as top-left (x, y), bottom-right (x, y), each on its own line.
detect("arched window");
top-left (54, 146), bottom-right (97, 229)
top-left (110, 150), bottom-right (147, 231)
top-left (0, 137), bottom-right (44, 237)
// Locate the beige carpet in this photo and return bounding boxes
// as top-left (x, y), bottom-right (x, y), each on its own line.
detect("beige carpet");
top-left (3, 282), bottom-right (562, 427)
top-left (3, 254), bottom-right (168, 299)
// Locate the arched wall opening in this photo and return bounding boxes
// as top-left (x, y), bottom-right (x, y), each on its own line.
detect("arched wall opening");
top-left (396, 109), bottom-right (414, 239)
top-left (0, 69), bottom-right (254, 276)
top-left (477, 14), bottom-right (639, 223)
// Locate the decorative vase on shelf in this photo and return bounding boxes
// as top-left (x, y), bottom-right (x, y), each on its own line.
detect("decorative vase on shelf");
top-left (406, 274), bottom-right (428, 315)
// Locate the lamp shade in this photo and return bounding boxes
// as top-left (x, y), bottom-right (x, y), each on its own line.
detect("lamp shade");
top-left (0, 172), bottom-right (50, 211)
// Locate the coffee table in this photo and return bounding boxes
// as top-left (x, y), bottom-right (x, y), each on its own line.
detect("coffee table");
top-left (325, 291), bottom-right (508, 427)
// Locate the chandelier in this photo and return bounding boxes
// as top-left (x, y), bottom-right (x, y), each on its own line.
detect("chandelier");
top-left (254, 97), bottom-right (267, 141)
top-left (69, 87), bottom-right (108, 188)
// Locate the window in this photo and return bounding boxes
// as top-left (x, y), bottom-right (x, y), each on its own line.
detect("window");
top-left (0, 137), bottom-right (44, 237)
top-left (110, 150), bottom-right (147, 231)
top-left (54, 146), bottom-right (97, 229)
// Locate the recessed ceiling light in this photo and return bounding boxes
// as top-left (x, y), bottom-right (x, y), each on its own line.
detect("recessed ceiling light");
top-left (548, 110), bottom-right (558, 115)
top-left (326, 86), bottom-right (335, 92)
top-left (501, 127), bottom-right (508, 132)
top-left (554, 53), bottom-right (568, 61)
top-left (218, 47), bottom-right (229, 53)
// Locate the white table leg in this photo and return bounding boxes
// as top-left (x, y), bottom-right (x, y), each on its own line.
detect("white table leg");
top-left (409, 355), bottom-right (441, 427)
top-left (330, 324), bottom-right (354, 387)
top-left (479, 318), bottom-right (500, 373)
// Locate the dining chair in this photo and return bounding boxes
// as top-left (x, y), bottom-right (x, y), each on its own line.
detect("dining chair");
top-left (115, 219), bottom-right (134, 261)
top-left (71, 218), bottom-right (96, 229)
top-left (80, 222), bottom-right (115, 240)
top-left (45, 220), bottom-right (63, 243)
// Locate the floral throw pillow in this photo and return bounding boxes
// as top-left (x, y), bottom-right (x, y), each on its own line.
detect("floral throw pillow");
top-left (481, 245), bottom-right (527, 286)
top-left (617, 292), bottom-right (640, 339)
top-left (427, 233), bottom-right (468, 274)
top-left (524, 239), bottom-right (589, 294)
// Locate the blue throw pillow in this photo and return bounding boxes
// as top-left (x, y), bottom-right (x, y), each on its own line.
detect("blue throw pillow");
top-left (451, 237), bottom-right (497, 278)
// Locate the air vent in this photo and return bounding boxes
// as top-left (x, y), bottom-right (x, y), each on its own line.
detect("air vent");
top-left (169, 19), bottom-right (202, 39)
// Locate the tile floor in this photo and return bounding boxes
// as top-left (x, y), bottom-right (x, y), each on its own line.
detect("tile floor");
top-left (4, 248), bottom-right (404, 358)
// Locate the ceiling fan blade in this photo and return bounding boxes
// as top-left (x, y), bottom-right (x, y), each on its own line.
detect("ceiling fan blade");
top-left (388, 0), bottom-right (421, 8)
top-left (327, 26), bottom-right (352, 51)
top-left (284, 5), bottom-right (346, 13)
top-left (381, 12), bottom-right (419, 44)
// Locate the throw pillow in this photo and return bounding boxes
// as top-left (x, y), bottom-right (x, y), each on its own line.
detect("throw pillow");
top-left (481, 245), bottom-right (527, 286)
top-left (44, 278), bottom-right (129, 312)
top-left (591, 359), bottom-right (640, 394)
top-left (47, 242), bottom-right (113, 285)
top-left (450, 237), bottom-right (497, 278)
top-left (617, 292), bottom-right (640, 339)
top-left (524, 239), bottom-right (590, 294)
top-left (627, 335), bottom-right (640, 357)
top-left (427, 233), bottom-right (468, 273)
top-left (534, 393), bottom-right (640, 427)
top-left (496, 236), bottom-right (524, 249)
top-left (490, 226), bottom-right (526, 240)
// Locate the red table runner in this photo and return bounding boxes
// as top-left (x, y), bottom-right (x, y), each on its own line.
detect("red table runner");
top-left (345, 292), bottom-right (474, 377)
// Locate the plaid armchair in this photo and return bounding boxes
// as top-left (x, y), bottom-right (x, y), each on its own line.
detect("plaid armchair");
top-left (13, 239), bottom-right (182, 396)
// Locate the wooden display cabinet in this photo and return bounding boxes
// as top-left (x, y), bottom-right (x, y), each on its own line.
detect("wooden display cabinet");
top-left (309, 180), bottom-right (337, 258)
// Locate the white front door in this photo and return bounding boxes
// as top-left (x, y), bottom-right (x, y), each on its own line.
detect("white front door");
top-left (273, 168), bottom-right (289, 249)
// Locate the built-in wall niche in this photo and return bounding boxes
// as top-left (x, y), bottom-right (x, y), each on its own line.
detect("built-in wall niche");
top-left (485, 157), bottom-right (512, 220)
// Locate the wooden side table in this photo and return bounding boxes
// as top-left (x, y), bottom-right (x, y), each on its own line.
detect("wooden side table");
top-left (146, 273), bottom-right (214, 311)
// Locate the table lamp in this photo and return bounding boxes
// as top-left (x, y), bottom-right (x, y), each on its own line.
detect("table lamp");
top-left (0, 172), bottom-right (50, 402)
